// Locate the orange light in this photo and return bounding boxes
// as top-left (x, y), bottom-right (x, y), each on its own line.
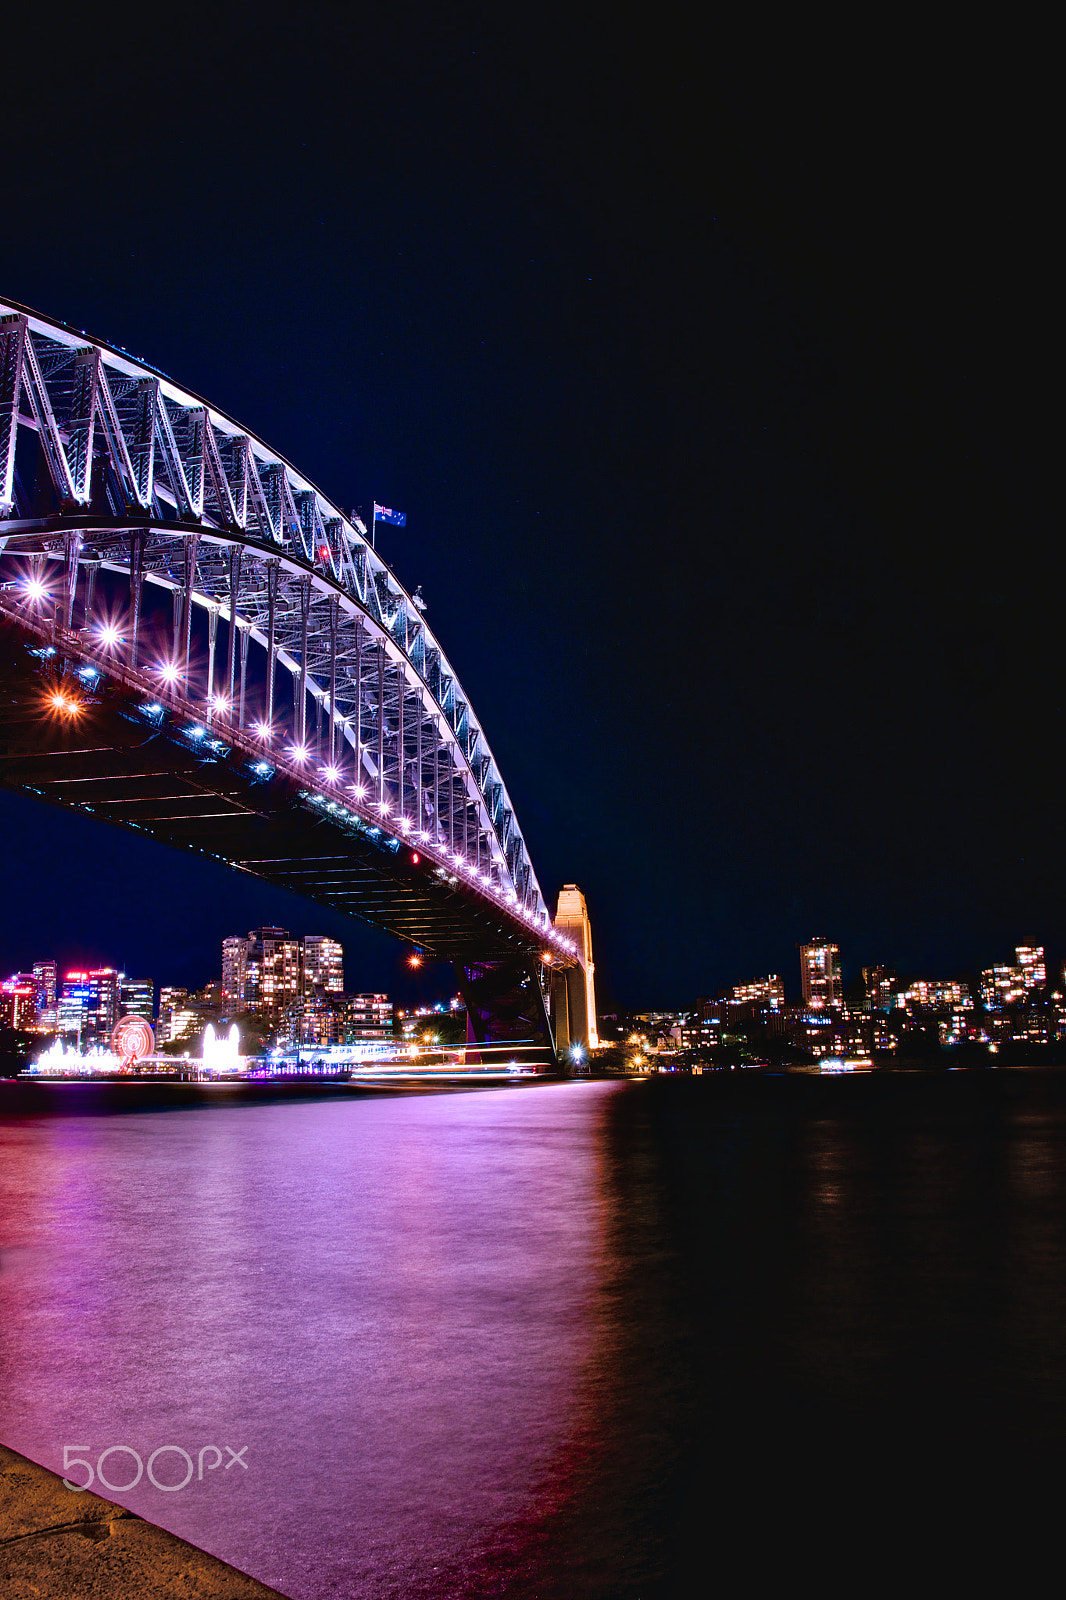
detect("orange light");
top-left (408, 954), bottom-right (422, 968)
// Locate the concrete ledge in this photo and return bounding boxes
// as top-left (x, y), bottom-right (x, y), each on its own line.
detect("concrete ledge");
top-left (0, 1443), bottom-right (287, 1598)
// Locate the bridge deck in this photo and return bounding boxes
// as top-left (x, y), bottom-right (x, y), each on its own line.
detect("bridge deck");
top-left (0, 614), bottom-right (552, 964)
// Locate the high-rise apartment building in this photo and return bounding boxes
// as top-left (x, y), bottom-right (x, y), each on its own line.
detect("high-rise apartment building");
top-left (221, 929), bottom-right (300, 1021)
top-left (981, 966), bottom-right (1026, 1009)
top-left (862, 966), bottom-right (897, 1010)
top-left (301, 936), bottom-right (344, 997)
top-left (1017, 946), bottom-right (1047, 991)
top-left (799, 939), bottom-right (841, 1011)
top-left (222, 938), bottom-right (249, 1013)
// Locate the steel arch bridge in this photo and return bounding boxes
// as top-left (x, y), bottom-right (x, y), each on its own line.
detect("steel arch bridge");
top-left (0, 298), bottom-right (587, 1060)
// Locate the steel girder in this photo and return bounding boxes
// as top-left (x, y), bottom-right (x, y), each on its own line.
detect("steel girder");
top-left (0, 297), bottom-right (551, 936)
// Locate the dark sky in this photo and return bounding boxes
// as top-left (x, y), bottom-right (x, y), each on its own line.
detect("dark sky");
top-left (0, 6), bottom-right (1058, 1007)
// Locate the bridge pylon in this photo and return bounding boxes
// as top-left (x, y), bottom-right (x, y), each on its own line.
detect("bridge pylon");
top-left (550, 885), bottom-right (599, 1055)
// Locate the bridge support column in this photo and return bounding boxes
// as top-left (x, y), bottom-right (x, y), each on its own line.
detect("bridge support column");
top-left (453, 956), bottom-right (558, 1069)
top-left (551, 885), bottom-right (599, 1057)
top-left (180, 535), bottom-right (199, 685)
top-left (205, 605), bottom-right (219, 723)
top-left (63, 532), bottom-right (82, 633)
top-left (226, 544), bottom-right (242, 710)
top-left (377, 643), bottom-right (385, 809)
top-left (328, 597), bottom-right (338, 768)
top-left (129, 533), bottom-right (144, 668)
top-left (265, 560), bottom-right (278, 732)
top-left (297, 577), bottom-right (311, 748)
top-left (238, 621), bottom-right (249, 730)
top-left (397, 663), bottom-right (405, 821)
top-left (82, 560), bottom-right (100, 635)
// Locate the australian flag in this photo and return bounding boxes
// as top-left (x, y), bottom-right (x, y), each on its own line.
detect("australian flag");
top-left (374, 504), bottom-right (407, 527)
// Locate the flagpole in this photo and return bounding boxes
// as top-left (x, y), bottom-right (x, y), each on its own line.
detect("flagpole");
top-left (371, 503), bottom-right (376, 550)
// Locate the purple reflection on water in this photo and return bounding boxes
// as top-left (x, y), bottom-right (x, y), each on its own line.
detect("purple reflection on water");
top-left (0, 1082), bottom-right (621, 1597)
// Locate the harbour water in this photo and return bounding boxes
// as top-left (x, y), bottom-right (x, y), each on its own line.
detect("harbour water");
top-left (2, 1071), bottom-right (1066, 1595)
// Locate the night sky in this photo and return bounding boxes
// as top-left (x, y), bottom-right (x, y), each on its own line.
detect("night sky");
top-left (0, 7), bottom-right (1058, 1008)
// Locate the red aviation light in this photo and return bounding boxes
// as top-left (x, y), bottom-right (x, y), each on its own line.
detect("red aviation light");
top-left (411, 851), bottom-right (420, 864)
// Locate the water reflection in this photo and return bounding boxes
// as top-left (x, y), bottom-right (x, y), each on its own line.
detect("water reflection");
top-left (4, 1072), bottom-right (1066, 1595)
top-left (0, 1082), bottom-right (618, 1597)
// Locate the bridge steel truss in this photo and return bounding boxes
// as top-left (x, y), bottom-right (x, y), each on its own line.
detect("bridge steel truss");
top-left (0, 298), bottom-right (576, 1051)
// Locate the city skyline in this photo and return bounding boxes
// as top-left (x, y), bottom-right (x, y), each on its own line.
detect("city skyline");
top-left (5, 925), bottom-right (1062, 1043)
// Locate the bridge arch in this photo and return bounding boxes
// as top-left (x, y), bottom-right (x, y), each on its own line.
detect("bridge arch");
top-left (0, 297), bottom-right (553, 933)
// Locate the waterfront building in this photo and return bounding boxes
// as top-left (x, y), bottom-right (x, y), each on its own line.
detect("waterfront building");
top-left (302, 936), bottom-right (344, 997)
top-left (222, 928), bottom-right (301, 1021)
top-left (862, 966), bottom-right (897, 1010)
top-left (1017, 945), bottom-right (1047, 991)
top-left (59, 969), bottom-right (120, 1044)
top-left (732, 975), bottom-right (785, 1010)
top-left (344, 994), bottom-right (393, 1040)
top-left (899, 980), bottom-right (972, 1014)
top-left (981, 965), bottom-right (1026, 1009)
top-left (222, 937), bottom-right (249, 1013)
top-left (32, 960), bottom-right (57, 1013)
top-left (119, 976), bottom-right (154, 1023)
top-left (0, 978), bottom-right (37, 1031)
top-left (799, 939), bottom-right (842, 1011)
top-left (158, 987), bottom-right (189, 1043)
